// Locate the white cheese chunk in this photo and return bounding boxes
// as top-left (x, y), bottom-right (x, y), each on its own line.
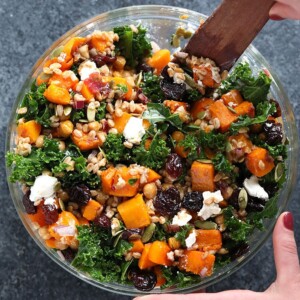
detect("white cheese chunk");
top-left (172, 209), bottom-right (192, 226)
top-left (203, 190), bottom-right (224, 204)
top-left (185, 230), bottom-right (197, 248)
top-left (44, 197), bottom-right (57, 208)
top-left (123, 117), bottom-right (145, 144)
top-left (78, 60), bottom-right (99, 80)
top-left (198, 190), bottom-right (224, 220)
top-left (243, 176), bottom-right (269, 200)
top-left (29, 175), bottom-right (58, 203)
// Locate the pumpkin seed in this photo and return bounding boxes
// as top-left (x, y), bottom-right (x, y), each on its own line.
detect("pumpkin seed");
top-left (79, 119), bottom-right (89, 123)
top-left (238, 188), bottom-right (248, 210)
top-left (184, 73), bottom-right (203, 90)
top-left (275, 162), bottom-right (285, 182)
top-left (194, 220), bottom-right (218, 230)
top-left (227, 106), bottom-right (237, 114)
top-left (197, 111), bottom-right (207, 120)
top-left (58, 198), bottom-right (65, 211)
top-left (197, 159), bottom-right (212, 164)
top-left (141, 223), bottom-right (156, 243)
top-left (113, 230), bottom-right (124, 247)
top-left (50, 46), bottom-right (64, 59)
top-left (63, 106), bottom-right (72, 116)
top-left (87, 104), bottom-right (96, 122)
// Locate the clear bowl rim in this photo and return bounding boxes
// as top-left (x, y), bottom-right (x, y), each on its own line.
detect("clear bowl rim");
top-left (5, 4), bottom-right (299, 296)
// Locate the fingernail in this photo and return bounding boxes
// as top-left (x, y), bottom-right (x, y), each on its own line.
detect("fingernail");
top-left (269, 14), bottom-right (285, 21)
top-left (283, 212), bottom-right (294, 231)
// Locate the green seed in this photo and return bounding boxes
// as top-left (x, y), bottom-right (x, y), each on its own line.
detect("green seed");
top-left (238, 188), bottom-right (248, 210)
top-left (194, 220), bottom-right (218, 230)
top-left (50, 46), bottom-right (64, 59)
top-left (141, 223), bottom-right (156, 243)
top-left (275, 162), bottom-right (285, 182)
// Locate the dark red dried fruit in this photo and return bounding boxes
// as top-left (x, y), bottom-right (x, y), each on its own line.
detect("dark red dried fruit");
top-left (92, 54), bottom-right (117, 67)
top-left (136, 63), bottom-right (153, 73)
top-left (231, 243), bottom-right (250, 259)
top-left (182, 191), bottom-right (203, 212)
top-left (84, 73), bottom-right (110, 96)
top-left (270, 99), bottom-right (282, 118)
top-left (247, 196), bottom-right (266, 212)
top-left (154, 187), bottom-right (181, 217)
top-left (93, 214), bottom-right (111, 228)
top-left (69, 184), bottom-right (91, 207)
top-left (160, 79), bottom-right (186, 101)
top-left (61, 248), bottom-right (77, 262)
top-left (227, 188), bottom-right (240, 210)
top-left (164, 224), bottom-right (180, 233)
top-left (165, 153), bottom-right (183, 180)
top-left (263, 121), bottom-right (283, 145)
top-left (22, 191), bottom-right (36, 214)
top-left (128, 269), bottom-right (157, 291)
top-left (121, 228), bottom-right (143, 240)
top-left (42, 204), bottom-right (59, 225)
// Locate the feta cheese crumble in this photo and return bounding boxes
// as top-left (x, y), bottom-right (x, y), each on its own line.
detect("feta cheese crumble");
top-left (172, 208), bottom-right (192, 226)
top-left (78, 60), bottom-right (99, 80)
top-left (198, 190), bottom-right (224, 220)
top-left (185, 230), bottom-right (197, 248)
top-left (29, 175), bottom-right (58, 203)
top-left (243, 175), bottom-right (269, 200)
top-left (123, 117), bottom-right (145, 144)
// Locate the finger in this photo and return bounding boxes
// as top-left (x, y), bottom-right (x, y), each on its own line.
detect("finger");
top-left (269, 2), bottom-right (300, 20)
top-left (134, 290), bottom-right (263, 300)
top-left (273, 212), bottom-right (300, 284)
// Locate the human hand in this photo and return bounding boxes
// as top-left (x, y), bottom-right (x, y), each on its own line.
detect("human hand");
top-left (269, 0), bottom-right (300, 20)
top-left (134, 212), bottom-right (300, 300)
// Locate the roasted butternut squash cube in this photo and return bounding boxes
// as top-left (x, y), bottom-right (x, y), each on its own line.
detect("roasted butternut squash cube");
top-left (190, 98), bottom-right (214, 120)
top-left (148, 241), bottom-right (172, 266)
top-left (196, 229), bottom-right (222, 251)
top-left (191, 161), bottom-right (215, 192)
top-left (117, 194), bottom-right (150, 229)
top-left (138, 243), bottom-right (157, 269)
top-left (17, 120), bottom-right (41, 143)
top-left (221, 89), bottom-right (244, 106)
top-left (235, 101), bottom-right (255, 118)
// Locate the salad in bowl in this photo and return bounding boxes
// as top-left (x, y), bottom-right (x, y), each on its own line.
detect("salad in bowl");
top-left (6, 5), bottom-right (296, 295)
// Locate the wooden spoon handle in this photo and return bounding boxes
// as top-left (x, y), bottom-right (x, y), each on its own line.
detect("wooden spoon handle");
top-left (184, 0), bottom-right (275, 70)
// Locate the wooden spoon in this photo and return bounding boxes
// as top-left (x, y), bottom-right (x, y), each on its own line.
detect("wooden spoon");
top-left (184, 0), bottom-right (275, 70)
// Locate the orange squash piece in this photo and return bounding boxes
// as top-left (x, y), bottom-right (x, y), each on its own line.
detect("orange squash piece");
top-left (48, 211), bottom-right (79, 246)
top-left (221, 89), bottom-right (244, 106)
top-left (148, 49), bottom-right (171, 74)
top-left (235, 101), bottom-right (255, 118)
top-left (80, 82), bottom-right (94, 101)
top-left (245, 147), bottom-right (275, 177)
top-left (190, 98), bottom-right (214, 120)
top-left (193, 66), bottom-right (215, 87)
top-left (101, 166), bottom-right (140, 197)
top-left (196, 229), bottom-right (222, 252)
top-left (113, 112), bottom-right (132, 133)
top-left (90, 35), bottom-right (109, 53)
top-left (36, 72), bottom-right (51, 86)
top-left (179, 250), bottom-right (215, 276)
top-left (49, 73), bottom-right (79, 90)
top-left (146, 169), bottom-right (162, 184)
top-left (171, 131), bottom-right (189, 158)
top-left (117, 194), bottom-right (151, 229)
top-left (148, 241), bottom-right (172, 266)
top-left (71, 131), bottom-right (103, 151)
top-left (82, 200), bottom-right (102, 221)
top-left (130, 239), bottom-right (145, 253)
top-left (63, 37), bottom-right (86, 61)
top-left (209, 100), bottom-right (238, 132)
top-left (164, 100), bottom-right (188, 113)
top-left (154, 266), bottom-right (167, 287)
top-left (28, 205), bottom-right (47, 227)
top-left (138, 243), bottom-right (157, 269)
top-left (191, 161), bottom-right (215, 192)
top-left (103, 76), bottom-right (132, 100)
top-left (44, 84), bottom-right (71, 105)
top-left (228, 133), bottom-right (253, 153)
top-left (77, 216), bottom-right (90, 226)
top-left (17, 120), bottom-right (41, 144)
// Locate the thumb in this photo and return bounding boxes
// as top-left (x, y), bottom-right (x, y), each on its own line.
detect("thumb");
top-left (273, 212), bottom-right (300, 284)
top-left (269, 1), bottom-right (300, 20)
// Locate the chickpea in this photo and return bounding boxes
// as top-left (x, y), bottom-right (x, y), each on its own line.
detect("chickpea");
top-left (143, 183), bottom-right (157, 199)
top-left (58, 120), bottom-right (74, 138)
top-left (35, 135), bottom-right (44, 148)
top-left (58, 141), bottom-right (66, 151)
top-left (88, 121), bottom-right (101, 132)
top-left (171, 131), bottom-right (185, 142)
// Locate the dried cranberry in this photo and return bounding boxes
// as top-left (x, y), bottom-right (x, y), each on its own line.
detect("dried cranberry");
top-left (84, 73), bottom-right (110, 96)
top-left (262, 183), bottom-right (278, 198)
top-left (93, 214), bottom-right (111, 228)
top-left (61, 248), bottom-right (77, 262)
top-left (92, 54), bottom-right (117, 67)
top-left (165, 153), bottom-right (183, 180)
top-left (160, 66), bottom-right (172, 82)
top-left (263, 121), bottom-right (283, 145)
top-left (154, 187), bottom-right (181, 217)
top-left (227, 189), bottom-right (240, 210)
top-left (182, 191), bottom-right (203, 212)
top-left (164, 224), bottom-right (180, 233)
top-left (231, 243), bottom-right (250, 259)
top-left (247, 196), bottom-right (266, 212)
top-left (121, 228), bottom-right (143, 240)
top-left (160, 79), bottom-right (186, 100)
top-left (22, 191), bottom-right (36, 214)
top-left (69, 184), bottom-right (91, 207)
top-left (128, 269), bottom-right (157, 291)
top-left (42, 204), bottom-right (59, 225)
top-left (136, 63), bottom-right (153, 73)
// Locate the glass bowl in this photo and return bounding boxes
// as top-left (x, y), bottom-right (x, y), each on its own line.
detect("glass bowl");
top-left (5, 5), bottom-right (299, 296)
